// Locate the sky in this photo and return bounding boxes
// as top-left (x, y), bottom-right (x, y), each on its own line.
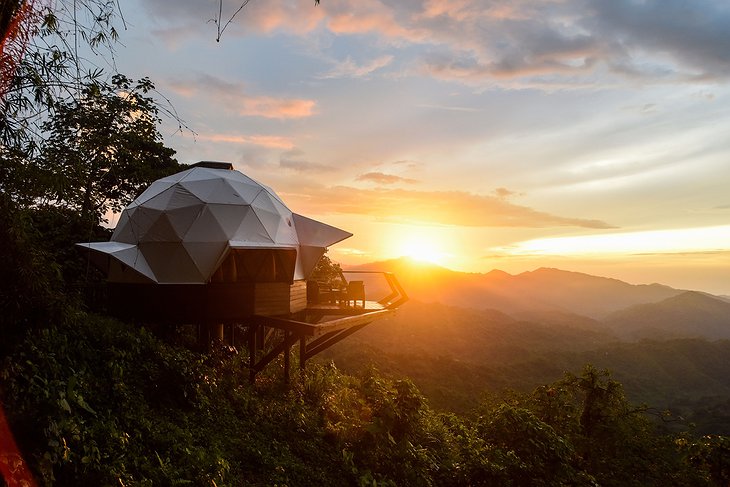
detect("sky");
top-left (106, 0), bottom-right (730, 294)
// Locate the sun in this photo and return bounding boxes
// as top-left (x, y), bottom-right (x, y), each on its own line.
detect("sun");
top-left (397, 238), bottom-right (448, 266)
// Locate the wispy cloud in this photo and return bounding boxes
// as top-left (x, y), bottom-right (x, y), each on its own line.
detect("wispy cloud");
top-left (167, 74), bottom-right (316, 119)
top-left (416, 103), bottom-right (481, 112)
top-left (280, 149), bottom-right (333, 172)
top-left (356, 172), bottom-right (418, 185)
top-left (320, 55), bottom-right (394, 79)
top-left (196, 133), bottom-right (295, 149)
top-left (238, 96), bottom-right (315, 119)
top-left (493, 187), bottom-right (521, 199)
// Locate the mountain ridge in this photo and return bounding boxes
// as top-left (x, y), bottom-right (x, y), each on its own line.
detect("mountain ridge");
top-left (348, 257), bottom-right (688, 318)
top-left (604, 290), bottom-right (730, 340)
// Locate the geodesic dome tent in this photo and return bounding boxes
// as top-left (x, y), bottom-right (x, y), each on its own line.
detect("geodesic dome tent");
top-left (77, 162), bottom-right (352, 286)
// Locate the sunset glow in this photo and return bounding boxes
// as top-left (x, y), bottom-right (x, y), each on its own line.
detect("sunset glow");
top-left (110, 0), bottom-right (730, 295)
top-left (397, 239), bottom-right (449, 265)
top-left (387, 225), bottom-right (453, 266)
top-left (498, 225), bottom-right (730, 257)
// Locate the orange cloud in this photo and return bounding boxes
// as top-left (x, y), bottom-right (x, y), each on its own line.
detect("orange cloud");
top-left (238, 96), bottom-right (316, 119)
top-left (239, 0), bottom-right (326, 34)
top-left (287, 185), bottom-right (614, 229)
top-left (166, 75), bottom-right (316, 119)
top-left (196, 133), bottom-right (294, 149)
top-left (325, 1), bottom-right (428, 43)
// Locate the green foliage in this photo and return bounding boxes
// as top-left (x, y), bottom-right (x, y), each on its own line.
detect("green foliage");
top-left (477, 404), bottom-right (585, 485)
top-left (2, 1), bottom-right (121, 148)
top-left (310, 254), bottom-right (345, 288)
top-left (1, 316), bottom-right (346, 485)
top-left (35, 75), bottom-right (180, 223)
top-left (1, 317), bottom-right (729, 486)
top-left (26, 205), bottom-right (111, 311)
top-left (682, 435), bottom-right (730, 486)
top-left (493, 365), bottom-right (707, 486)
top-left (0, 193), bottom-right (68, 353)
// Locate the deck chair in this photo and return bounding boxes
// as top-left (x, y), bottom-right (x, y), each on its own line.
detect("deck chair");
top-left (346, 280), bottom-right (365, 307)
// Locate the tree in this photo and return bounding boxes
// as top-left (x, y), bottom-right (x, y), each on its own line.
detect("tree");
top-left (310, 254), bottom-right (345, 288)
top-left (1, 0), bottom-right (124, 150)
top-left (37, 75), bottom-right (180, 223)
top-left (516, 365), bottom-right (702, 486)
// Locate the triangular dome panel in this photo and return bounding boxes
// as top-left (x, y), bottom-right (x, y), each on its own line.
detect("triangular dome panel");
top-left (226, 179), bottom-right (263, 204)
top-left (183, 205), bottom-right (228, 243)
top-left (206, 203), bottom-right (249, 239)
top-left (182, 241), bottom-right (228, 280)
top-left (179, 177), bottom-right (241, 205)
top-left (140, 242), bottom-right (204, 283)
top-left (165, 203), bottom-right (205, 239)
top-left (143, 185), bottom-right (201, 212)
top-left (131, 173), bottom-right (186, 207)
top-left (130, 206), bottom-right (164, 242)
top-left (297, 245), bottom-right (328, 280)
top-left (111, 245), bottom-right (158, 282)
top-left (111, 210), bottom-right (136, 244)
top-left (138, 212), bottom-right (180, 243)
top-left (252, 191), bottom-right (288, 243)
top-left (231, 209), bottom-right (274, 244)
top-left (141, 185), bottom-right (178, 211)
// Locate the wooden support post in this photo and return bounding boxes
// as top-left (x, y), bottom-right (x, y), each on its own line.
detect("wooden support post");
top-left (248, 325), bottom-right (257, 383)
top-left (304, 323), bottom-right (370, 361)
top-left (284, 332), bottom-right (291, 383)
top-left (252, 332), bottom-right (300, 374)
top-left (299, 337), bottom-right (307, 371)
top-left (256, 324), bottom-right (265, 351)
top-left (306, 330), bottom-right (342, 351)
top-left (264, 327), bottom-right (276, 347)
top-left (210, 323), bottom-right (224, 343)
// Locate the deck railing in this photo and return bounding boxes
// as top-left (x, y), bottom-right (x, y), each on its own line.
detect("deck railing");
top-left (339, 270), bottom-right (409, 310)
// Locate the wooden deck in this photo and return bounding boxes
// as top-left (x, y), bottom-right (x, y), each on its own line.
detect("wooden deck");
top-left (253, 300), bottom-right (391, 337)
top-left (245, 303), bottom-right (395, 382)
top-left (245, 271), bottom-right (408, 382)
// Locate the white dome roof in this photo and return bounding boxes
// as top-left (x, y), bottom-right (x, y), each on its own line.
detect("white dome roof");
top-left (78, 164), bottom-right (351, 284)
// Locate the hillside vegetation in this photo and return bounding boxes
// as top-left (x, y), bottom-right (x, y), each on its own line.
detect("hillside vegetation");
top-left (1, 314), bottom-right (726, 486)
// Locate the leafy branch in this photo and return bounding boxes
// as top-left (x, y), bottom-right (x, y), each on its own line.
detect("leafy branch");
top-left (210, 0), bottom-right (320, 42)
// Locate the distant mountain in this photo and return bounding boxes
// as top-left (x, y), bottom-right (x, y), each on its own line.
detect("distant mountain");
top-left (328, 299), bottom-right (617, 365)
top-left (603, 291), bottom-right (730, 340)
top-left (350, 258), bottom-right (684, 318)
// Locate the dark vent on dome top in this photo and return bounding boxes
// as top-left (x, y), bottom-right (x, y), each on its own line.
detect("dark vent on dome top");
top-left (192, 161), bottom-right (234, 170)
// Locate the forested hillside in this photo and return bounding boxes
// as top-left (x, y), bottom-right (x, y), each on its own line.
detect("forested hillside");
top-left (322, 295), bottom-right (730, 432)
top-left (1, 315), bottom-right (727, 486)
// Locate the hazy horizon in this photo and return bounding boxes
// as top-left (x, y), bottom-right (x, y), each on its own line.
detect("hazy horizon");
top-left (338, 254), bottom-right (730, 297)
